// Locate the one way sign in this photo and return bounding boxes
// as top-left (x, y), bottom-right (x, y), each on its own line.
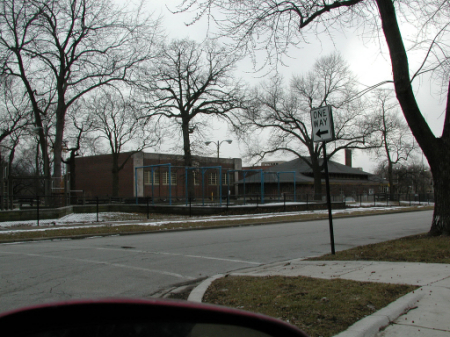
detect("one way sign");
top-left (310, 106), bottom-right (335, 143)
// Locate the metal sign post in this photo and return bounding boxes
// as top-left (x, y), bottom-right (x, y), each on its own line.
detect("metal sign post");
top-left (311, 106), bottom-right (336, 255)
top-left (323, 144), bottom-right (335, 255)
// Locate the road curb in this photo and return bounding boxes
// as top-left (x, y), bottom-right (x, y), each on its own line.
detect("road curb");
top-left (188, 274), bottom-right (225, 302)
top-left (333, 290), bottom-right (424, 337)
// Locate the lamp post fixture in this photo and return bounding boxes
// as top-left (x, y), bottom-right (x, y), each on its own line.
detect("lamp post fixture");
top-left (205, 139), bottom-right (233, 159)
top-left (205, 139), bottom-right (233, 203)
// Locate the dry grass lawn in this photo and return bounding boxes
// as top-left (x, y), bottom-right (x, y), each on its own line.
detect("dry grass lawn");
top-left (202, 232), bottom-right (448, 337)
top-left (203, 275), bottom-right (417, 337)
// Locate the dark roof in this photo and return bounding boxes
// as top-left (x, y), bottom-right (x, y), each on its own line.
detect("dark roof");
top-left (238, 157), bottom-right (386, 185)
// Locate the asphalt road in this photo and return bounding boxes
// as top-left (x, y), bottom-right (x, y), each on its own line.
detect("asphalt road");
top-left (0, 210), bottom-right (432, 313)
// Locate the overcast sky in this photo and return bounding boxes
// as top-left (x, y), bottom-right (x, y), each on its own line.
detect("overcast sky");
top-left (147, 0), bottom-right (444, 172)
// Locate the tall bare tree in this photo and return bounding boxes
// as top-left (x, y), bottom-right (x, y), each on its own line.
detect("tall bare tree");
top-left (91, 88), bottom-right (162, 197)
top-left (368, 90), bottom-right (416, 198)
top-left (179, 0), bottom-right (450, 235)
top-left (61, 101), bottom-right (97, 193)
top-left (142, 38), bottom-right (243, 168)
top-left (0, 0), bottom-right (161, 192)
top-left (140, 38), bottom-right (242, 197)
top-left (0, 77), bottom-right (31, 205)
top-left (0, 77), bottom-right (30, 145)
top-left (375, 161), bottom-right (432, 195)
top-left (241, 54), bottom-right (372, 198)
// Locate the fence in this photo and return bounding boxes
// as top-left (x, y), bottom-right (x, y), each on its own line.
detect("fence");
top-left (343, 193), bottom-right (434, 207)
top-left (3, 192), bottom-right (434, 209)
top-left (0, 192), bottom-right (434, 227)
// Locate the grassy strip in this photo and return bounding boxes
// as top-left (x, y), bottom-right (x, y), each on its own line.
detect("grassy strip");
top-left (202, 228), bottom-right (448, 337)
top-left (0, 205), bottom-right (433, 243)
top-left (203, 276), bottom-right (416, 337)
top-left (0, 221), bottom-right (231, 242)
top-left (309, 233), bottom-right (450, 264)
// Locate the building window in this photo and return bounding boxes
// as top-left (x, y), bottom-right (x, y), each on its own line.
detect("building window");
top-left (162, 172), bottom-right (169, 185)
top-left (144, 171), bottom-right (151, 185)
top-left (153, 171), bottom-right (160, 184)
top-left (222, 172), bottom-right (234, 185)
top-left (162, 172), bottom-right (177, 185)
top-left (209, 172), bottom-right (218, 185)
top-left (171, 172), bottom-right (177, 185)
top-left (144, 171), bottom-right (160, 185)
top-left (193, 171), bottom-right (200, 185)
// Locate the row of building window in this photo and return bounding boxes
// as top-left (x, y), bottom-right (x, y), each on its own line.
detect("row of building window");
top-left (144, 171), bottom-right (177, 185)
top-left (143, 171), bottom-right (234, 186)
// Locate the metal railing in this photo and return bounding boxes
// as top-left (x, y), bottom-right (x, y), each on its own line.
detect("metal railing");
top-left (0, 192), bottom-right (434, 226)
top-left (3, 192), bottom-right (434, 209)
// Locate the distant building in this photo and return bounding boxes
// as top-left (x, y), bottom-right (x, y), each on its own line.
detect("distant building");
top-left (73, 152), bottom-right (242, 199)
top-left (73, 151), bottom-right (386, 201)
top-left (237, 156), bottom-right (387, 198)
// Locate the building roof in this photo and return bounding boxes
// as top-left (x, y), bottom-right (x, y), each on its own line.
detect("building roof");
top-left (238, 157), bottom-right (386, 185)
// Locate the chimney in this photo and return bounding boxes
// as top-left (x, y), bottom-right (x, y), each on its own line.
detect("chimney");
top-left (345, 149), bottom-right (352, 167)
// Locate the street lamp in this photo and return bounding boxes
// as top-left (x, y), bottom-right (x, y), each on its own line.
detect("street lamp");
top-left (205, 140), bottom-right (233, 159)
top-left (205, 139), bottom-right (233, 159)
top-left (205, 140), bottom-right (233, 203)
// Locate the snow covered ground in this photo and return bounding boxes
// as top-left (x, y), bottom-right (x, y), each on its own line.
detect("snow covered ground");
top-left (0, 204), bottom-right (433, 234)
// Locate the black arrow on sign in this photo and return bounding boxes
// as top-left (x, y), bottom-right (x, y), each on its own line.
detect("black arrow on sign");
top-left (316, 129), bottom-right (329, 138)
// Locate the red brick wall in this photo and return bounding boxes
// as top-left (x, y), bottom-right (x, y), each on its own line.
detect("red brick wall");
top-left (74, 153), bottom-right (135, 197)
top-left (75, 152), bottom-right (241, 199)
top-left (141, 163), bottom-right (237, 200)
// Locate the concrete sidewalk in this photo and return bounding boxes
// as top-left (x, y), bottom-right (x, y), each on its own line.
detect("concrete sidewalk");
top-left (188, 260), bottom-right (450, 337)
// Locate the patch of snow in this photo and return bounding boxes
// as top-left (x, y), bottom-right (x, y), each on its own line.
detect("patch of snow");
top-left (0, 212), bottom-right (138, 229)
top-left (0, 205), bottom-right (432, 234)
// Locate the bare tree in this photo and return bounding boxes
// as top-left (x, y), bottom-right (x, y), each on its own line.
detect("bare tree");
top-left (142, 38), bottom-right (242, 166)
top-left (4, 131), bottom-right (45, 197)
top-left (0, 77), bottom-right (31, 206)
top-left (179, 0), bottom-right (450, 235)
top-left (0, 78), bottom-right (30, 144)
top-left (140, 38), bottom-right (242, 196)
top-left (368, 90), bottom-right (416, 198)
top-left (0, 0), bottom-right (162, 192)
top-left (241, 54), bottom-right (372, 198)
top-left (61, 102), bottom-right (97, 193)
top-left (90, 89), bottom-right (162, 197)
top-left (375, 161), bottom-right (432, 195)
top-left (8, 144), bottom-right (39, 196)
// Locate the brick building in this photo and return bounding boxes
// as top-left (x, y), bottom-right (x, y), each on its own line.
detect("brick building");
top-left (73, 152), bottom-right (242, 200)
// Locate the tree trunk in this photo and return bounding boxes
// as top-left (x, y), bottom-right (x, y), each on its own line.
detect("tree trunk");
top-left (182, 121), bottom-right (195, 199)
top-left (8, 143), bottom-right (16, 178)
top-left (34, 131), bottom-right (51, 198)
top-left (53, 133), bottom-right (62, 179)
top-left (376, 0), bottom-right (450, 235)
top-left (67, 153), bottom-right (76, 204)
top-left (53, 101), bottom-right (67, 179)
top-left (387, 159), bottom-right (395, 200)
top-left (112, 154), bottom-right (120, 197)
top-left (67, 152), bottom-right (76, 192)
top-left (382, 112), bottom-right (395, 200)
top-left (35, 142), bottom-right (41, 196)
top-left (311, 155), bottom-right (322, 200)
top-left (33, 109), bottom-right (51, 197)
top-left (428, 142), bottom-right (450, 236)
